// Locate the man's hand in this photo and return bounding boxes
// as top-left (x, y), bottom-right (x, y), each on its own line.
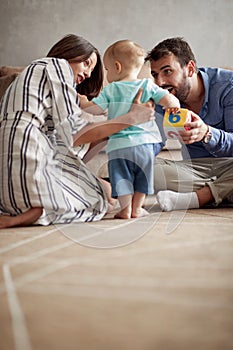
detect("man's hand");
top-left (179, 111), bottom-right (208, 144)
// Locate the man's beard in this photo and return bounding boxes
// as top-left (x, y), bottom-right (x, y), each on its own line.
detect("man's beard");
top-left (175, 72), bottom-right (191, 103)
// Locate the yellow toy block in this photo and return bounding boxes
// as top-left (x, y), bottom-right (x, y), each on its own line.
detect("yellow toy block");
top-left (163, 108), bottom-right (191, 139)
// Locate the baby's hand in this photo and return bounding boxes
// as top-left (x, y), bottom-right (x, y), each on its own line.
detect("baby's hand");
top-left (78, 93), bottom-right (89, 108)
top-left (165, 107), bottom-right (180, 114)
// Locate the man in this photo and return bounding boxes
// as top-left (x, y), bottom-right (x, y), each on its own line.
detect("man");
top-left (145, 37), bottom-right (233, 211)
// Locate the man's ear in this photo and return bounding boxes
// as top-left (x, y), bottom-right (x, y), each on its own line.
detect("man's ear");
top-left (115, 61), bottom-right (122, 73)
top-left (187, 60), bottom-right (196, 77)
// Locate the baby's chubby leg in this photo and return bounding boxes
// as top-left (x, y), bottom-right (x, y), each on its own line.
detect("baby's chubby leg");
top-left (132, 192), bottom-right (149, 218)
top-left (114, 194), bottom-right (132, 219)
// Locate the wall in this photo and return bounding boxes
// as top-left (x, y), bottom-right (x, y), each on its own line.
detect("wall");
top-left (0, 0), bottom-right (232, 68)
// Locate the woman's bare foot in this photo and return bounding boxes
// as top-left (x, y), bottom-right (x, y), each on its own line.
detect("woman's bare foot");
top-left (99, 178), bottom-right (118, 213)
top-left (0, 207), bottom-right (43, 229)
top-left (131, 208), bottom-right (150, 218)
top-left (0, 215), bottom-right (17, 229)
top-left (106, 199), bottom-right (118, 214)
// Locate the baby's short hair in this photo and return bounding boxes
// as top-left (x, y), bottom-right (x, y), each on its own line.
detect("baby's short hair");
top-left (105, 40), bottom-right (145, 69)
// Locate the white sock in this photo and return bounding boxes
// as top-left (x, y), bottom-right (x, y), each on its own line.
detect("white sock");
top-left (156, 190), bottom-right (199, 211)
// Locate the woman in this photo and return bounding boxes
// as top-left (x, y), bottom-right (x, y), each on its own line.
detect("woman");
top-left (0, 34), bottom-right (154, 228)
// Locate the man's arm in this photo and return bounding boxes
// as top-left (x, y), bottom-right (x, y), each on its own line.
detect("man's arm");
top-left (180, 112), bottom-right (233, 157)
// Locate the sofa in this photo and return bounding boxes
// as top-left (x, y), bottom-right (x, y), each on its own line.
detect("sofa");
top-left (0, 65), bottom-right (24, 99)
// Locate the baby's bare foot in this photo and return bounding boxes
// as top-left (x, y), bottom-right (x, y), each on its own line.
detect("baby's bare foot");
top-left (131, 208), bottom-right (149, 218)
top-left (114, 209), bottom-right (131, 219)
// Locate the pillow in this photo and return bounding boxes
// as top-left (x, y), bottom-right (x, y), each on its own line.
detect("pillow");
top-left (0, 65), bottom-right (24, 77)
top-left (0, 73), bottom-right (19, 100)
top-left (0, 66), bottom-right (24, 100)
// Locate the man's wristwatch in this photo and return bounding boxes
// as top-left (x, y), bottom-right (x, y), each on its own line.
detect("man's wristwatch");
top-left (201, 125), bottom-right (212, 144)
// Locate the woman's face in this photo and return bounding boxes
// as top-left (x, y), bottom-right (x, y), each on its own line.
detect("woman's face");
top-left (69, 52), bottom-right (97, 85)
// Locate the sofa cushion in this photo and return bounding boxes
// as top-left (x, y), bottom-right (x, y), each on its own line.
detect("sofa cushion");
top-left (0, 73), bottom-right (19, 99)
top-left (0, 66), bottom-right (24, 100)
top-left (0, 65), bottom-right (24, 77)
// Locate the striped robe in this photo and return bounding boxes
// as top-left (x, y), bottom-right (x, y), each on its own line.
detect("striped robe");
top-left (0, 58), bottom-right (107, 225)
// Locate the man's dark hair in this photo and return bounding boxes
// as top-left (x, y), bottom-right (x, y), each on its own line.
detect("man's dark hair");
top-left (145, 37), bottom-right (197, 70)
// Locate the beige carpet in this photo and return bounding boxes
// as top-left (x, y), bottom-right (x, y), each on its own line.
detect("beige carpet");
top-left (1, 201), bottom-right (233, 350)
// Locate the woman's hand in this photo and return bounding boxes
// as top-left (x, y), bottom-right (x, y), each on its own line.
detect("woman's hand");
top-left (128, 88), bottom-right (155, 124)
top-left (179, 111), bottom-right (208, 144)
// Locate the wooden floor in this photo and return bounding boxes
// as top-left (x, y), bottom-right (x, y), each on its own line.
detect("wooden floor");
top-left (1, 200), bottom-right (233, 350)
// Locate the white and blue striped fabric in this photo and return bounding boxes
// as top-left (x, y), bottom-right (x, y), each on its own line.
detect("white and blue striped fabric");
top-left (0, 58), bottom-right (107, 225)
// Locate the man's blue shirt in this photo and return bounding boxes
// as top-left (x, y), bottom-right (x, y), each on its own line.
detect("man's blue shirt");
top-left (155, 67), bottom-right (233, 158)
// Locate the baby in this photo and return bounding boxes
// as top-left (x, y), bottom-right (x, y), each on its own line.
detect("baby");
top-left (80, 40), bottom-right (180, 219)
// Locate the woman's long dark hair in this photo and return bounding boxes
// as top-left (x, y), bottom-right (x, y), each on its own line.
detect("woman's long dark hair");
top-left (47, 34), bottom-right (103, 99)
